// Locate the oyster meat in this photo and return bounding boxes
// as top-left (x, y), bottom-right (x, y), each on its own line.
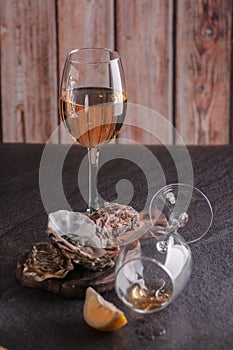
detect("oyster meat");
top-left (23, 242), bottom-right (73, 282)
top-left (47, 210), bottom-right (115, 271)
top-left (90, 202), bottom-right (141, 247)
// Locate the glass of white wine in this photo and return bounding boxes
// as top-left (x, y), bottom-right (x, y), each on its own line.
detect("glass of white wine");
top-left (59, 48), bottom-right (127, 214)
top-left (115, 227), bottom-right (192, 314)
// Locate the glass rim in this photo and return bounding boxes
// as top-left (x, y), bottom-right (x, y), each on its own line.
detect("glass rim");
top-left (66, 47), bottom-right (120, 64)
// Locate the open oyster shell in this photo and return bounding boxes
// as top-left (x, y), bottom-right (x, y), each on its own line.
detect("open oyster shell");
top-left (90, 202), bottom-right (142, 247)
top-left (23, 242), bottom-right (73, 281)
top-left (47, 210), bottom-right (115, 271)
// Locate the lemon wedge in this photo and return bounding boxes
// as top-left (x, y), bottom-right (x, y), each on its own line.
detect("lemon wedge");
top-left (83, 287), bottom-right (127, 332)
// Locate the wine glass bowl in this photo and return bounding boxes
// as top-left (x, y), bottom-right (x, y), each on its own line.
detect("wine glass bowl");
top-left (149, 183), bottom-right (213, 244)
top-left (59, 48), bottom-right (127, 214)
top-left (115, 228), bottom-right (192, 314)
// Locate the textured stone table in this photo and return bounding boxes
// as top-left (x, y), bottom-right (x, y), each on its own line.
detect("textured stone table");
top-left (0, 144), bottom-right (233, 350)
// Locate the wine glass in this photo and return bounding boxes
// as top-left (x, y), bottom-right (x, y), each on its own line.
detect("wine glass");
top-left (115, 228), bottom-right (191, 314)
top-left (149, 183), bottom-right (213, 244)
top-left (59, 48), bottom-right (127, 215)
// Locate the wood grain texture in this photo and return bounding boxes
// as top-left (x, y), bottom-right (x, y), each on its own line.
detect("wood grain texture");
top-left (57, 0), bottom-right (114, 144)
top-left (1, 0), bottom-right (232, 145)
top-left (116, 0), bottom-right (174, 145)
top-left (176, 0), bottom-right (232, 145)
top-left (0, 0), bottom-right (58, 143)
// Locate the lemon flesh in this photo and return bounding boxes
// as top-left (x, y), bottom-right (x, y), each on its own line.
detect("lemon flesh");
top-left (83, 287), bottom-right (127, 332)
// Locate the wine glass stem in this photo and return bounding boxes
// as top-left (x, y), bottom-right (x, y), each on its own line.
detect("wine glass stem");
top-left (87, 147), bottom-right (100, 215)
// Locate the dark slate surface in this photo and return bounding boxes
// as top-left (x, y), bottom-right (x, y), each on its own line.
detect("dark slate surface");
top-left (0, 143), bottom-right (233, 350)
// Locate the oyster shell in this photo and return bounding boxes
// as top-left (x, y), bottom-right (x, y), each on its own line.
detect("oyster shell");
top-left (47, 210), bottom-right (115, 271)
top-left (23, 242), bottom-right (73, 281)
top-left (90, 202), bottom-right (141, 247)
top-left (47, 210), bottom-right (103, 249)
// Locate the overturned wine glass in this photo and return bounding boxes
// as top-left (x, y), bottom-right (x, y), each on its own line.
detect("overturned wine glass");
top-left (114, 183), bottom-right (212, 336)
top-left (114, 219), bottom-right (193, 337)
top-left (149, 183), bottom-right (213, 244)
top-left (115, 227), bottom-right (192, 337)
top-left (115, 229), bottom-right (191, 312)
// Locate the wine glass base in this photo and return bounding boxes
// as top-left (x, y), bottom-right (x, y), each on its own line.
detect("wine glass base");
top-left (149, 183), bottom-right (213, 244)
top-left (86, 206), bottom-right (99, 216)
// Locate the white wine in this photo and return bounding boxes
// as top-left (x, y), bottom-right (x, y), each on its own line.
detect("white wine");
top-left (60, 87), bottom-right (127, 147)
top-left (127, 283), bottom-right (171, 312)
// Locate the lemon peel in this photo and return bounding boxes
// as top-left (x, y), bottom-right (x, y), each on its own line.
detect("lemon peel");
top-left (83, 287), bottom-right (127, 332)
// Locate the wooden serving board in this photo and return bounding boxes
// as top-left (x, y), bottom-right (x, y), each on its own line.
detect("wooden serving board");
top-left (16, 253), bottom-right (115, 299)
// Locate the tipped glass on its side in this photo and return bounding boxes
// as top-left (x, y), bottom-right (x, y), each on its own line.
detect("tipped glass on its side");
top-left (115, 228), bottom-right (192, 314)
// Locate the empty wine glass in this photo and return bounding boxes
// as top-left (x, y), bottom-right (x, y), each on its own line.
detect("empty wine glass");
top-left (149, 183), bottom-right (213, 244)
top-left (115, 227), bottom-right (192, 314)
top-left (59, 48), bottom-right (127, 215)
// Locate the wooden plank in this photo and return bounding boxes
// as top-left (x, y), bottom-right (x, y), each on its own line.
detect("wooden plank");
top-left (116, 0), bottom-right (173, 145)
top-left (0, 0), bottom-right (58, 143)
top-left (176, 0), bottom-right (232, 145)
top-left (57, 0), bottom-right (114, 144)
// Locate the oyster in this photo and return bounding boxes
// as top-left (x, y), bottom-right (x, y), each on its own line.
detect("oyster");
top-left (47, 210), bottom-right (102, 248)
top-left (23, 242), bottom-right (73, 282)
top-left (90, 202), bottom-right (141, 247)
top-left (47, 210), bottom-right (115, 271)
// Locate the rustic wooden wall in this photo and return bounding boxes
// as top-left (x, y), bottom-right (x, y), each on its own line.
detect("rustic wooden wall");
top-left (0, 0), bottom-right (232, 145)
top-left (176, 0), bottom-right (232, 144)
top-left (0, 0), bottom-right (58, 143)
